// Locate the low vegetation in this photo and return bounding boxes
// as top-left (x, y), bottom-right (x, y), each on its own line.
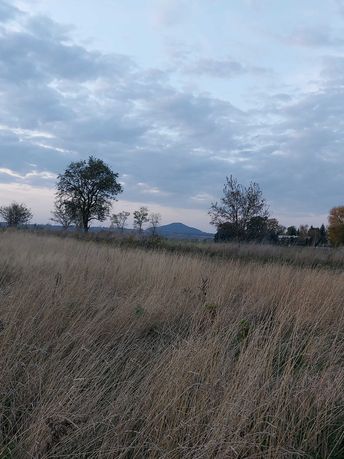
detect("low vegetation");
top-left (26, 227), bottom-right (344, 271)
top-left (0, 231), bottom-right (343, 458)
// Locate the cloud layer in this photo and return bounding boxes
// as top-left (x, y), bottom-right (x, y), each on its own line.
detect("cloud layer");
top-left (0, 0), bottom-right (344, 229)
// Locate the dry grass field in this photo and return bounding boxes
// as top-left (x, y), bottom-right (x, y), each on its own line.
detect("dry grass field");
top-left (38, 229), bottom-right (344, 271)
top-left (0, 231), bottom-right (343, 458)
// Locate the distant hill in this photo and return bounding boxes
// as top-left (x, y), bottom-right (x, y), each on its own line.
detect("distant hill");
top-left (8, 222), bottom-right (214, 240)
top-left (146, 222), bottom-right (214, 240)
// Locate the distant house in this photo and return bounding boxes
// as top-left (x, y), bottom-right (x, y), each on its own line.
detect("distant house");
top-left (278, 235), bottom-right (299, 245)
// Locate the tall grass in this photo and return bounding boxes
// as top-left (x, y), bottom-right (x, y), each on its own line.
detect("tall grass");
top-left (0, 231), bottom-right (343, 458)
top-left (25, 227), bottom-right (344, 271)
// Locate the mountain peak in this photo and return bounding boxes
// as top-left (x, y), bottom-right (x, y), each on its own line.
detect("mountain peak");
top-left (145, 222), bottom-right (214, 240)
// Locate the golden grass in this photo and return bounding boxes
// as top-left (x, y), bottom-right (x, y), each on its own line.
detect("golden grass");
top-left (32, 228), bottom-right (344, 270)
top-left (0, 231), bottom-right (343, 458)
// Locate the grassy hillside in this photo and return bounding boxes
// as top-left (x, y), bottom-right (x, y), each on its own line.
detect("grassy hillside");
top-left (0, 231), bottom-right (343, 458)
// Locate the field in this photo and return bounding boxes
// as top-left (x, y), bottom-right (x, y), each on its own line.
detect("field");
top-left (0, 231), bottom-right (343, 458)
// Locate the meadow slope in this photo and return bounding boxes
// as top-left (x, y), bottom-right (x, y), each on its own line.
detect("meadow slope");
top-left (0, 231), bottom-right (343, 458)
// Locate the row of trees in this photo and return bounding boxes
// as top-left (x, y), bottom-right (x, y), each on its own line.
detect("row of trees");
top-left (110, 208), bottom-right (161, 234)
top-left (209, 175), bottom-right (344, 246)
top-left (0, 202), bottom-right (162, 235)
top-left (1, 157), bottom-right (344, 245)
top-left (0, 157), bottom-right (162, 234)
top-left (281, 224), bottom-right (328, 246)
top-left (51, 157), bottom-right (161, 234)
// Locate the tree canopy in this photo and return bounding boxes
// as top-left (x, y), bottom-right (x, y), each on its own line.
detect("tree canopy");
top-left (328, 206), bottom-right (344, 246)
top-left (209, 175), bottom-right (269, 241)
top-left (56, 156), bottom-right (122, 232)
top-left (0, 202), bottom-right (32, 227)
top-left (133, 207), bottom-right (149, 233)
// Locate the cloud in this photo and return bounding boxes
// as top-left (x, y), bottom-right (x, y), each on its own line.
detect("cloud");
top-left (0, 8), bottom-right (247, 215)
top-left (183, 57), bottom-right (270, 79)
top-left (243, 0), bottom-right (267, 9)
top-left (283, 26), bottom-right (344, 48)
top-left (0, 25), bottom-right (133, 85)
top-left (137, 182), bottom-right (169, 195)
top-left (0, 167), bottom-right (56, 180)
top-left (191, 192), bottom-right (214, 202)
top-left (0, 124), bottom-right (54, 139)
top-left (0, 0), bottom-right (22, 23)
top-left (335, 0), bottom-right (344, 15)
top-left (152, 0), bottom-right (187, 27)
top-left (242, 80), bottom-right (344, 217)
top-left (1, 3), bottom-right (344, 229)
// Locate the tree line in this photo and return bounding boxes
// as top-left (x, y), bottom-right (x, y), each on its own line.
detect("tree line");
top-left (1, 156), bottom-right (344, 246)
top-left (0, 157), bottom-right (161, 235)
top-left (209, 175), bottom-right (342, 246)
top-left (109, 208), bottom-right (161, 235)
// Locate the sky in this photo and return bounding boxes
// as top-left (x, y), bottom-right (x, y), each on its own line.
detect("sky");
top-left (1, 0), bottom-right (344, 231)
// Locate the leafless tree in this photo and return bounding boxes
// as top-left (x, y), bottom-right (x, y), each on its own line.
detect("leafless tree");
top-left (209, 175), bottom-right (269, 238)
top-left (133, 207), bottom-right (149, 233)
top-left (51, 199), bottom-right (74, 230)
top-left (111, 211), bottom-right (130, 232)
top-left (149, 213), bottom-right (161, 235)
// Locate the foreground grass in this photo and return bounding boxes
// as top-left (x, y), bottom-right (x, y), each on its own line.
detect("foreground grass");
top-left (0, 231), bottom-right (343, 458)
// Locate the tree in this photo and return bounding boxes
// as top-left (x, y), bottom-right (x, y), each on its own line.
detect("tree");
top-left (308, 226), bottom-right (321, 247)
top-left (111, 211), bottom-right (130, 232)
top-left (298, 224), bottom-right (309, 239)
top-left (149, 213), bottom-right (161, 235)
top-left (266, 218), bottom-right (284, 242)
top-left (246, 216), bottom-right (268, 241)
top-left (0, 202), bottom-right (32, 227)
top-left (209, 175), bottom-right (269, 240)
top-left (214, 222), bottom-right (243, 242)
top-left (50, 198), bottom-right (73, 230)
top-left (245, 217), bottom-right (281, 242)
top-left (286, 226), bottom-right (297, 236)
top-left (319, 224), bottom-right (327, 245)
top-left (328, 206), bottom-right (344, 246)
top-left (133, 207), bottom-right (149, 233)
top-left (56, 156), bottom-right (123, 232)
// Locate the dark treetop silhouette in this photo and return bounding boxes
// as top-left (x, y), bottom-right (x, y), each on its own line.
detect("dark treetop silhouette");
top-left (56, 156), bottom-right (122, 232)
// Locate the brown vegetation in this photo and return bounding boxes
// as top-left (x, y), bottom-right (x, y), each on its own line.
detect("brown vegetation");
top-left (29, 228), bottom-right (344, 271)
top-left (328, 206), bottom-right (344, 246)
top-left (0, 231), bottom-right (343, 458)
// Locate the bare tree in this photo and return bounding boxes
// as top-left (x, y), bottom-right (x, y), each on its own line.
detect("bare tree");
top-left (111, 211), bottom-right (130, 232)
top-left (209, 175), bottom-right (269, 239)
top-left (149, 213), bottom-right (161, 235)
top-left (51, 199), bottom-right (73, 230)
top-left (0, 202), bottom-right (33, 227)
top-left (298, 224), bottom-right (309, 239)
top-left (133, 207), bottom-right (149, 233)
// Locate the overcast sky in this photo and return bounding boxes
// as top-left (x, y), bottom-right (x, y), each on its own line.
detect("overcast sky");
top-left (1, 0), bottom-right (344, 230)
